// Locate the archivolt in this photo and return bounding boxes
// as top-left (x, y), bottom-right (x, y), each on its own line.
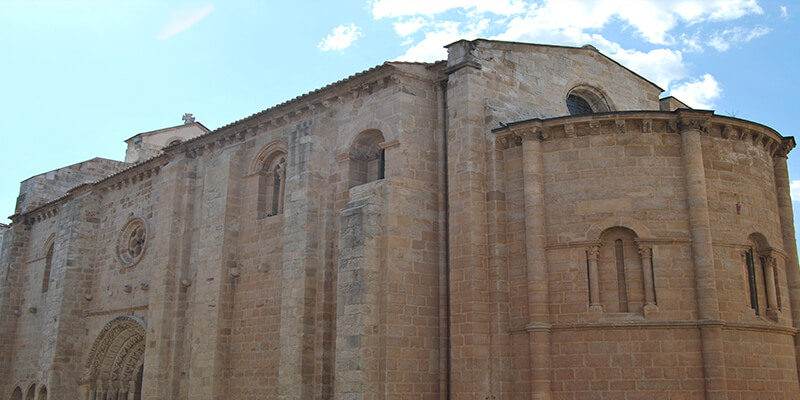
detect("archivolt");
top-left (83, 315), bottom-right (146, 383)
top-left (250, 140), bottom-right (288, 174)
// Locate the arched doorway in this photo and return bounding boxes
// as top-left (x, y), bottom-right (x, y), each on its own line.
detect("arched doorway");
top-left (82, 316), bottom-right (146, 400)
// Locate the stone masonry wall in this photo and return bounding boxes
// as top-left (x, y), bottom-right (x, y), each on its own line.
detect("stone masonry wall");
top-left (15, 158), bottom-right (128, 215)
top-left (2, 39), bottom-right (799, 400)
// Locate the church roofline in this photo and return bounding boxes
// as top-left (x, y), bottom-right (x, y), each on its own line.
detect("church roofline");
top-left (19, 157), bottom-right (128, 184)
top-left (491, 109), bottom-right (795, 154)
top-left (492, 109), bottom-right (785, 137)
top-left (8, 61), bottom-right (441, 224)
top-left (175, 61), bottom-right (438, 151)
top-left (124, 121), bottom-right (211, 143)
top-left (446, 38), bottom-right (664, 93)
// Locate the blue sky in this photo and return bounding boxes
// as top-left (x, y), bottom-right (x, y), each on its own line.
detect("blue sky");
top-left (1, 0), bottom-right (799, 232)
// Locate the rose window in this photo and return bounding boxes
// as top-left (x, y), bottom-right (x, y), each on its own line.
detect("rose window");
top-left (118, 218), bottom-right (148, 267)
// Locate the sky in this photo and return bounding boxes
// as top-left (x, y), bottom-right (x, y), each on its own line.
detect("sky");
top-left (1, 0), bottom-right (799, 235)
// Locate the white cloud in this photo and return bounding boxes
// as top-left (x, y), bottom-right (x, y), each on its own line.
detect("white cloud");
top-left (781, 6), bottom-right (789, 18)
top-left (707, 0), bottom-right (763, 20)
top-left (377, 0), bottom-right (768, 46)
top-left (382, 0), bottom-right (770, 89)
top-left (607, 47), bottom-right (687, 90)
top-left (395, 22), bottom-right (463, 61)
top-left (670, 74), bottom-right (722, 109)
top-left (681, 32), bottom-right (704, 52)
top-left (708, 25), bottom-right (771, 51)
top-left (393, 17), bottom-right (427, 36)
top-left (791, 180), bottom-right (800, 201)
top-left (318, 24), bottom-right (363, 51)
top-left (157, 4), bottom-right (214, 40)
top-left (372, 0), bottom-right (526, 18)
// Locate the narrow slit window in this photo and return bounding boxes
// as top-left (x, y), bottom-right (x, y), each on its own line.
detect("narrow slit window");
top-left (42, 243), bottom-right (53, 293)
top-left (746, 248), bottom-right (759, 315)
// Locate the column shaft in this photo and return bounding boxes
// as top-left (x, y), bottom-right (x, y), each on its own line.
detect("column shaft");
top-left (680, 126), bottom-right (726, 398)
top-left (521, 134), bottom-right (551, 399)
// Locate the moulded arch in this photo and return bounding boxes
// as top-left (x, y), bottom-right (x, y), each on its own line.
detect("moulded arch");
top-left (563, 81), bottom-right (615, 115)
top-left (585, 217), bottom-right (652, 241)
top-left (250, 140), bottom-right (288, 174)
top-left (10, 386), bottom-right (22, 400)
top-left (340, 120), bottom-right (398, 155)
top-left (23, 384), bottom-right (34, 400)
top-left (164, 136), bottom-right (184, 147)
top-left (36, 385), bottom-right (47, 400)
top-left (42, 234), bottom-right (55, 258)
top-left (84, 315), bottom-right (146, 383)
top-left (347, 129), bottom-right (387, 187)
top-left (746, 232), bottom-right (770, 250)
top-left (350, 129), bottom-right (386, 158)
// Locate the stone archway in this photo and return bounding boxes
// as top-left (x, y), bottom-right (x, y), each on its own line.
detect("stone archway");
top-left (82, 316), bottom-right (146, 400)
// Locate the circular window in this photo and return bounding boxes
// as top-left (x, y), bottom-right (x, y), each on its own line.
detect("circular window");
top-left (117, 218), bottom-right (148, 267)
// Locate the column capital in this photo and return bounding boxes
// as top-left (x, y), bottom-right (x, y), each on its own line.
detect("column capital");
top-left (520, 127), bottom-right (543, 142)
top-left (586, 245), bottom-right (601, 260)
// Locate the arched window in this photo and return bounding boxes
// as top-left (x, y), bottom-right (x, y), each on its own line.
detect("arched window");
top-left (597, 227), bottom-right (645, 314)
top-left (42, 241), bottom-right (53, 293)
top-left (37, 386), bottom-right (47, 400)
top-left (744, 233), bottom-right (780, 319)
top-left (24, 385), bottom-right (34, 400)
top-left (256, 153), bottom-right (286, 218)
top-left (11, 387), bottom-right (22, 400)
top-left (566, 86), bottom-right (611, 115)
top-left (349, 130), bottom-right (386, 188)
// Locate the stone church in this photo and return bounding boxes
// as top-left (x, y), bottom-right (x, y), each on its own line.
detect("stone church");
top-left (1, 39), bottom-right (799, 399)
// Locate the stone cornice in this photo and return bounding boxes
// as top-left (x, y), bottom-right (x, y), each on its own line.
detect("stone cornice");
top-left (11, 156), bottom-right (169, 226)
top-left (493, 110), bottom-right (792, 157)
top-left (509, 319), bottom-right (798, 336)
top-left (173, 65), bottom-right (433, 160)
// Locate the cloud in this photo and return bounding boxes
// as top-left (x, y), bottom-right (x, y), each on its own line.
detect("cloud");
top-left (318, 24), bottom-right (363, 51)
top-left (607, 47), bottom-right (687, 90)
top-left (708, 25), bottom-right (771, 51)
top-left (394, 17), bottom-right (428, 36)
top-left (781, 6), bottom-right (789, 18)
top-left (670, 74), bottom-right (722, 109)
top-left (791, 180), bottom-right (800, 201)
top-left (382, 0), bottom-right (770, 91)
top-left (378, 0), bottom-right (768, 47)
top-left (158, 4), bottom-right (214, 40)
top-left (708, 0), bottom-right (763, 20)
top-left (372, 0), bottom-right (526, 18)
top-left (396, 22), bottom-right (463, 61)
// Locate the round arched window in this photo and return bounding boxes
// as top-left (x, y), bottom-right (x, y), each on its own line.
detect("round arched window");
top-left (566, 86), bottom-right (611, 115)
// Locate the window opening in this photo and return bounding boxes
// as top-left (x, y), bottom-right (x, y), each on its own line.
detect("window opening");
top-left (614, 239), bottom-right (629, 312)
top-left (567, 94), bottom-right (593, 115)
top-left (42, 243), bottom-right (53, 293)
top-left (746, 248), bottom-right (759, 315)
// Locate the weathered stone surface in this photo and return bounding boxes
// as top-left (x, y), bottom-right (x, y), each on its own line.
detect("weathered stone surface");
top-left (1, 39), bottom-right (798, 400)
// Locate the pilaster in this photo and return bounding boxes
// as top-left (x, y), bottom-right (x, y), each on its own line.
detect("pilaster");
top-left (142, 155), bottom-right (192, 399)
top-left (45, 191), bottom-right (103, 399)
top-left (187, 144), bottom-right (243, 400)
top-left (334, 182), bottom-right (387, 400)
top-left (278, 120), bottom-right (322, 400)
top-left (0, 221), bottom-right (31, 390)
top-left (445, 46), bottom-right (491, 399)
